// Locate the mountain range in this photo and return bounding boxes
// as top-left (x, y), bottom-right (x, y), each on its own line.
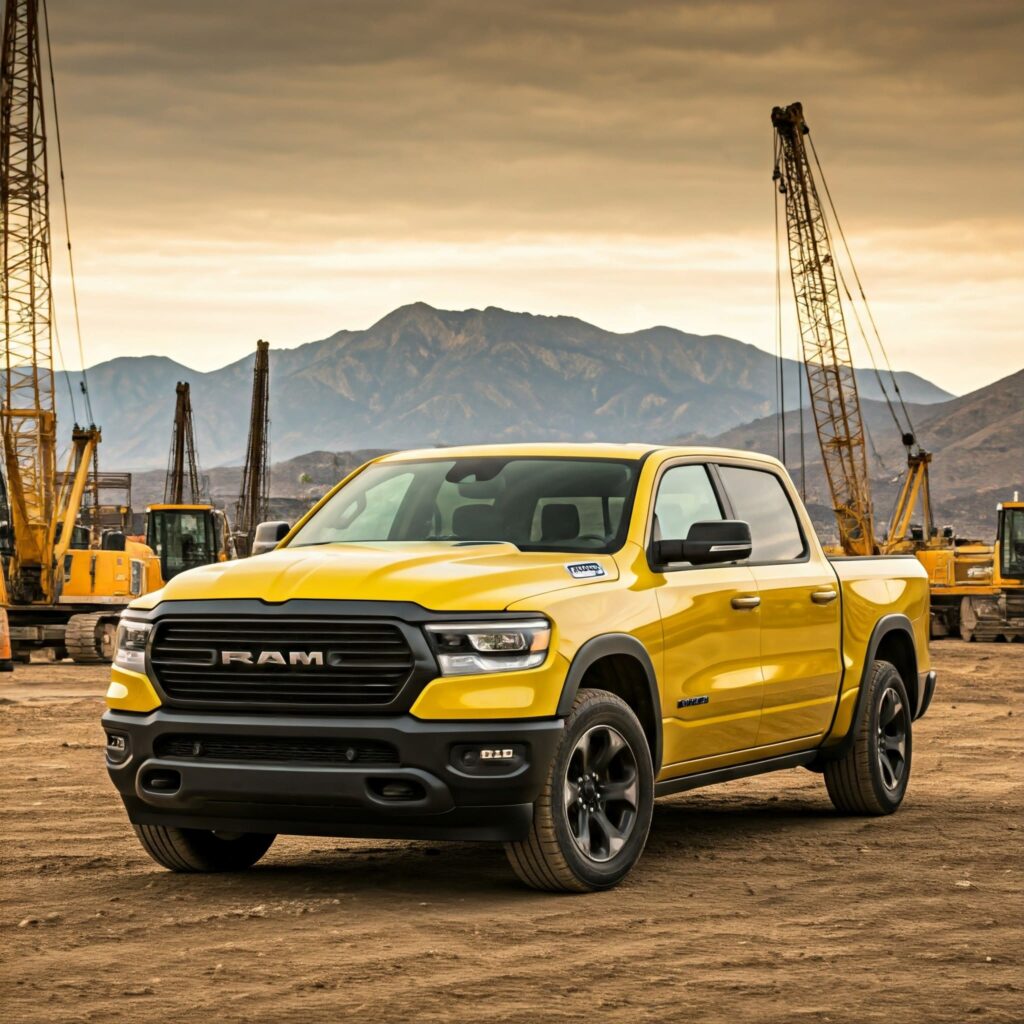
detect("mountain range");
top-left (56, 303), bottom-right (951, 470)
top-left (127, 367), bottom-right (1021, 544)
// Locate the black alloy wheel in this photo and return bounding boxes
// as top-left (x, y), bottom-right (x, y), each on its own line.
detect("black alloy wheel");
top-left (564, 724), bottom-right (640, 863)
top-left (875, 684), bottom-right (908, 792)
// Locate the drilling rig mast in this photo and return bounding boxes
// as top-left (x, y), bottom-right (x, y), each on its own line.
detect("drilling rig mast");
top-left (147, 380), bottom-right (235, 580)
top-left (163, 381), bottom-right (203, 504)
top-left (234, 339), bottom-right (270, 556)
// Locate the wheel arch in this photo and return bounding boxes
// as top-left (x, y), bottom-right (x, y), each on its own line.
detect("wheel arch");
top-left (817, 613), bottom-right (918, 764)
top-left (557, 634), bottom-right (662, 773)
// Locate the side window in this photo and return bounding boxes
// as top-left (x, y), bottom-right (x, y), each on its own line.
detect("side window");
top-left (718, 466), bottom-right (805, 562)
top-left (653, 464), bottom-right (722, 540)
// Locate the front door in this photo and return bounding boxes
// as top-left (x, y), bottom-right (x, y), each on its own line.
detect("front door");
top-left (716, 463), bottom-right (842, 745)
top-left (651, 463), bottom-right (765, 769)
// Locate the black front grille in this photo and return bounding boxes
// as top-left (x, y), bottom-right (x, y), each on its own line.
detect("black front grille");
top-left (154, 733), bottom-right (399, 765)
top-left (150, 618), bottom-right (416, 710)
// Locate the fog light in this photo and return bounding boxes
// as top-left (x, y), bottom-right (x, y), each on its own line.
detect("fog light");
top-left (105, 732), bottom-right (130, 764)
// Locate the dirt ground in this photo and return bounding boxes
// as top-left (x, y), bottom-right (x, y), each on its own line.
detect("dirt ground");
top-left (1, 642), bottom-right (1021, 1024)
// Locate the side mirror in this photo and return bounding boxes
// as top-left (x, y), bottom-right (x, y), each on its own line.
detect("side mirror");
top-left (653, 520), bottom-right (752, 567)
top-left (250, 521), bottom-right (290, 556)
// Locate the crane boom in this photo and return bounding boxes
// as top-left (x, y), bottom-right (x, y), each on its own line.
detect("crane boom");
top-left (2, 0), bottom-right (59, 600)
top-left (234, 339), bottom-right (270, 555)
top-left (771, 102), bottom-right (876, 555)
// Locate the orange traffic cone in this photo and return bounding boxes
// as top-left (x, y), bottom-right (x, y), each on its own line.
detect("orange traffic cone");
top-left (0, 607), bottom-right (14, 671)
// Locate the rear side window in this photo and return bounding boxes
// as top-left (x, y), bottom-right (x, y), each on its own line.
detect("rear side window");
top-left (718, 465), bottom-right (805, 562)
top-left (653, 464), bottom-right (722, 540)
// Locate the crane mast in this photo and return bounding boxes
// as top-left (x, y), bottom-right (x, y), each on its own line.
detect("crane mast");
top-left (1, 0), bottom-right (69, 602)
top-left (234, 339), bottom-right (270, 556)
top-left (771, 102), bottom-right (876, 555)
top-left (163, 381), bottom-right (203, 504)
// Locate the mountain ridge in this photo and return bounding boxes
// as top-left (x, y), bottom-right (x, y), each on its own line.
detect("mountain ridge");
top-left (55, 303), bottom-right (953, 470)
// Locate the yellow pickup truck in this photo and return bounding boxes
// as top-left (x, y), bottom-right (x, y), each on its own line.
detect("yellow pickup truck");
top-left (103, 444), bottom-right (935, 891)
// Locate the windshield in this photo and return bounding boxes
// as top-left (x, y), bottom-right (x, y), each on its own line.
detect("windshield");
top-left (288, 457), bottom-right (641, 554)
top-left (147, 509), bottom-right (217, 579)
top-left (1001, 508), bottom-right (1024, 580)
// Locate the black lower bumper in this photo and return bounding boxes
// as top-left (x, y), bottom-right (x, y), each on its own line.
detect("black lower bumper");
top-left (102, 708), bottom-right (563, 842)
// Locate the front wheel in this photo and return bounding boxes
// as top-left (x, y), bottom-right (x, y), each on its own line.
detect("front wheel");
top-left (505, 688), bottom-right (654, 892)
top-left (824, 659), bottom-right (912, 815)
top-left (133, 824), bottom-right (276, 872)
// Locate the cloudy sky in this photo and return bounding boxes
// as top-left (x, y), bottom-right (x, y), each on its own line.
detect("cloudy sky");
top-left (44, 0), bottom-right (1023, 393)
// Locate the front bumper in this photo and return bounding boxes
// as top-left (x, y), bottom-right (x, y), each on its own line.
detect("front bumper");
top-left (102, 708), bottom-right (563, 842)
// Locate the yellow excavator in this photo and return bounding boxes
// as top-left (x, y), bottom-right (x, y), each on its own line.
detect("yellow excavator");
top-left (922, 498), bottom-right (1024, 641)
top-left (144, 381), bottom-right (235, 581)
top-left (771, 101), bottom-right (1021, 641)
top-left (2, 0), bottom-right (162, 661)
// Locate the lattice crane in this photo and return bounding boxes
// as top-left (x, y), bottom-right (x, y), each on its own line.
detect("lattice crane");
top-left (2, 0), bottom-right (99, 604)
top-left (771, 101), bottom-right (934, 556)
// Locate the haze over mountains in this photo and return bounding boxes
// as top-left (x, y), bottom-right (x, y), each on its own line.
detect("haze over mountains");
top-left (58, 303), bottom-right (951, 470)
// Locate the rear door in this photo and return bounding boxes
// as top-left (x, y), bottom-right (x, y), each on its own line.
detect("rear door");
top-left (651, 462), bottom-right (764, 768)
top-left (715, 463), bottom-right (842, 745)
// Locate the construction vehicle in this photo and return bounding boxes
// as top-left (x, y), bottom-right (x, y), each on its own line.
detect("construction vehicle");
top-left (922, 496), bottom-right (1024, 642)
top-left (769, 101), bottom-right (1019, 640)
top-left (2, 0), bottom-right (161, 662)
top-left (145, 381), bottom-right (234, 581)
top-left (233, 339), bottom-right (271, 556)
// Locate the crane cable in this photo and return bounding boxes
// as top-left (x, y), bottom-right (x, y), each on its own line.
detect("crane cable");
top-left (41, 0), bottom-right (94, 427)
top-left (804, 141), bottom-right (897, 475)
top-left (772, 135), bottom-right (807, 499)
top-left (807, 134), bottom-right (916, 443)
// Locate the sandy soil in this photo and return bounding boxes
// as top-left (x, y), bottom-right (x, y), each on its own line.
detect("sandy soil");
top-left (1, 642), bottom-right (1021, 1023)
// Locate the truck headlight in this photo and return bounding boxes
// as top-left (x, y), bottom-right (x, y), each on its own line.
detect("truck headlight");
top-left (114, 619), bottom-right (152, 671)
top-left (425, 619), bottom-right (551, 676)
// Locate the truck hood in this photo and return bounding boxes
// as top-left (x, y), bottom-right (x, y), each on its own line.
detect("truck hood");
top-left (140, 542), bottom-right (619, 612)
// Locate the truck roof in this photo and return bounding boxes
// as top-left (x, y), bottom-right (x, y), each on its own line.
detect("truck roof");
top-left (378, 442), bottom-right (784, 465)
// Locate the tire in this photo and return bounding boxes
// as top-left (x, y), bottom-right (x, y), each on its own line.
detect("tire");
top-left (133, 824), bottom-right (275, 872)
top-left (505, 688), bottom-right (654, 892)
top-left (824, 660), bottom-right (912, 815)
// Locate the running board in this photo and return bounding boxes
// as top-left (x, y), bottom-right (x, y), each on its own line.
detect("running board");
top-left (654, 750), bottom-right (817, 798)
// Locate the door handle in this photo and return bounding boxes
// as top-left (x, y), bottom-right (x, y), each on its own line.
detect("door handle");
top-left (730, 595), bottom-right (761, 610)
top-left (811, 589), bottom-right (838, 605)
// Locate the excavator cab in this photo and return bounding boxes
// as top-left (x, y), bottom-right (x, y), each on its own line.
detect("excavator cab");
top-left (997, 502), bottom-right (1024, 584)
top-left (146, 504), bottom-right (233, 582)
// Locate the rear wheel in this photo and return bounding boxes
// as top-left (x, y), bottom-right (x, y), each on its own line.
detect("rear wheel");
top-left (133, 825), bottom-right (276, 872)
top-left (824, 660), bottom-right (912, 815)
top-left (505, 688), bottom-right (654, 892)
